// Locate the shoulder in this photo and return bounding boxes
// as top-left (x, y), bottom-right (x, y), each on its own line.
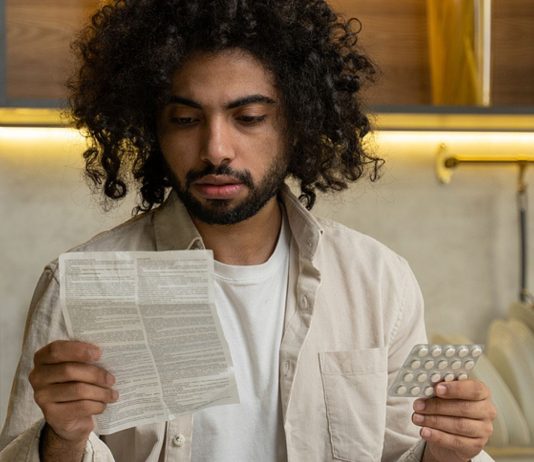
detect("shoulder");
top-left (316, 216), bottom-right (409, 273)
top-left (46, 210), bottom-right (157, 272)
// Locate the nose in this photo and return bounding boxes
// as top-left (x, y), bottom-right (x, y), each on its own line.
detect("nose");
top-left (200, 117), bottom-right (235, 166)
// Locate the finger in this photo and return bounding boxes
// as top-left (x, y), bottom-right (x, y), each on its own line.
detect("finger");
top-left (420, 426), bottom-right (485, 456)
top-left (34, 382), bottom-right (118, 406)
top-left (45, 400), bottom-right (108, 422)
top-left (30, 362), bottom-right (114, 389)
top-left (412, 413), bottom-right (492, 439)
top-left (413, 397), bottom-right (487, 419)
top-left (34, 341), bottom-right (101, 366)
top-left (434, 380), bottom-right (490, 401)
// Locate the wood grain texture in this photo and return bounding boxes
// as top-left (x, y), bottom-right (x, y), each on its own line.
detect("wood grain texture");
top-left (329, 0), bottom-right (432, 106)
top-left (4, 0), bottom-right (534, 107)
top-left (6, 0), bottom-right (98, 101)
top-left (492, 0), bottom-right (534, 106)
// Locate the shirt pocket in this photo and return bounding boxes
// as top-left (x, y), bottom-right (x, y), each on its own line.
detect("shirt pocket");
top-left (319, 348), bottom-right (387, 462)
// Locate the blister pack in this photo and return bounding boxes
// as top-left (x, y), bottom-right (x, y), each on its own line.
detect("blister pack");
top-left (388, 344), bottom-right (483, 398)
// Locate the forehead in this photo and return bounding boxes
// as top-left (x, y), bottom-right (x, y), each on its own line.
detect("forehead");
top-left (169, 49), bottom-right (278, 104)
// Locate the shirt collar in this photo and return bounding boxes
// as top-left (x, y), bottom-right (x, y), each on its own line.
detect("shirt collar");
top-left (279, 184), bottom-right (324, 260)
top-left (153, 191), bottom-right (204, 251)
top-left (152, 184), bottom-right (324, 258)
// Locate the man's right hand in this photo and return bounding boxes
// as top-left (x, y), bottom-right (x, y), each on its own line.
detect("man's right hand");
top-left (29, 340), bottom-right (118, 450)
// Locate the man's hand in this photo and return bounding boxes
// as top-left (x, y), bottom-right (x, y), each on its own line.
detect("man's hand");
top-left (29, 341), bottom-right (118, 454)
top-left (412, 380), bottom-right (496, 462)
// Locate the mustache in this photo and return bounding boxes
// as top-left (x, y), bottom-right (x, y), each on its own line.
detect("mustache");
top-left (185, 164), bottom-right (254, 189)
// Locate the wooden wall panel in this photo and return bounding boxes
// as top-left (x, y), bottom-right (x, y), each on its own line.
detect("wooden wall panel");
top-left (329, 0), bottom-right (431, 106)
top-left (492, 0), bottom-right (534, 106)
top-left (4, 0), bottom-right (534, 107)
top-left (6, 0), bottom-right (97, 101)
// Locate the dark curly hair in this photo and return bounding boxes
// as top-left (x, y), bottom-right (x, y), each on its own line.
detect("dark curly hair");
top-left (68, 0), bottom-right (383, 212)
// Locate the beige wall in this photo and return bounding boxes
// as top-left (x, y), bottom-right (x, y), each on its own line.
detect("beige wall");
top-left (1, 128), bottom-right (533, 429)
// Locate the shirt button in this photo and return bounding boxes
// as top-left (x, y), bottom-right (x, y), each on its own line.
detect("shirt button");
top-left (172, 434), bottom-right (186, 448)
top-left (284, 360), bottom-right (291, 374)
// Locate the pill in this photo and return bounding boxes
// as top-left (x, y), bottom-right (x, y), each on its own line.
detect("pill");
top-left (437, 360), bottom-right (448, 370)
top-left (417, 346), bottom-right (429, 357)
top-left (417, 373), bottom-right (427, 383)
top-left (410, 359), bottom-right (421, 369)
top-left (458, 346), bottom-right (469, 358)
top-left (424, 386), bottom-right (434, 397)
top-left (464, 360), bottom-right (475, 370)
top-left (430, 372), bottom-right (441, 383)
top-left (444, 373), bottom-right (455, 381)
top-left (451, 360), bottom-right (462, 370)
top-left (403, 373), bottom-right (414, 382)
top-left (424, 360), bottom-right (435, 370)
top-left (471, 346), bottom-right (483, 358)
top-left (410, 386), bottom-right (421, 396)
top-left (396, 385), bottom-right (407, 394)
top-left (458, 373), bottom-right (468, 380)
top-left (444, 346), bottom-right (456, 358)
top-left (431, 346), bottom-right (442, 357)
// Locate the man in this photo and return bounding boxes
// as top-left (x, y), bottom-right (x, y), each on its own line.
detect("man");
top-left (0, 1), bottom-right (495, 461)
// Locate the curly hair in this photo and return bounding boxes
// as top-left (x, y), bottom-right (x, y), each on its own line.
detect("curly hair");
top-left (68, 0), bottom-right (383, 212)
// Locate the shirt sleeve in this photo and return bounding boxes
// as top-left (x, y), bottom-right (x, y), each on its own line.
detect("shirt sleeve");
top-left (381, 257), bottom-right (429, 461)
top-left (0, 265), bottom-right (118, 461)
top-left (0, 265), bottom-right (64, 451)
top-left (0, 420), bottom-right (115, 462)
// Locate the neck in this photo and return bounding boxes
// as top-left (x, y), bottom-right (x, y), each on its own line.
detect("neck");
top-left (192, 196), bottom-right (282, 265)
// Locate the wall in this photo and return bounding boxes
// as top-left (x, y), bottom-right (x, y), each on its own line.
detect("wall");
top-left (1, 128), bottom-right (533, 427)
top-left (5, 0), bottom-right (534, 106)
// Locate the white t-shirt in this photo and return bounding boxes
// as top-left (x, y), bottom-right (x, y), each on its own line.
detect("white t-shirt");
top-left (191, 216), bottom-right (290, 461)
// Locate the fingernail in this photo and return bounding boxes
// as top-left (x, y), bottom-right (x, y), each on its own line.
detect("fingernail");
top-left (106, 373), bottom-right (115, 386)
top-left (421, 427), bottom-right (432, 439)
top-left (413, 413), bottom-right (424, 424)
top-left (112, 390), bottom-right (119, 401)
top-left (413, 400), bottom-right (425, 411)
top-left (436, 384), bottom-right (447, 396)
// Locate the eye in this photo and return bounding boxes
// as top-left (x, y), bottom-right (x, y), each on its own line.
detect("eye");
top-left (170, 116), bottom-right (199, 126)
top-left (236, 115), bottom-right (267, 125)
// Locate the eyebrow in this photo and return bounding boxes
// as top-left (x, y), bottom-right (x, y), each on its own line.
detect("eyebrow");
top-left (168, 94), bottom-right (277, 110)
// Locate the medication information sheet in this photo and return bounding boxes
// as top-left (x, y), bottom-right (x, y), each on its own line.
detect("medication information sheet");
top-left (59, 250), bottom-right (239, 435)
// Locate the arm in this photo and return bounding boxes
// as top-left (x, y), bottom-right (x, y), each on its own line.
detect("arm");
top-left (0, 267), bottom-right (116, 462)
top-left (30, 340), bottom-right (117, 462)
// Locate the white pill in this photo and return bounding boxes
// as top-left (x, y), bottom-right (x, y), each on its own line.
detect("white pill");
top-left (438, 360), bottom-right (448, 370)
top-left (458, 373), bottom-right (468, 380)
top-left (431, 346), bottom-right (442, 357)
top-left (430, 372), bottom-right (441, 383)
top-left (444, 373), bottom-right (455, 382)
top-left (424, 386), bottom-right (434, 397)
top-left (396, 385), bottom-right (407, 394)
top-left (410, 386), bottom-right (421, 396)
top-left (410, 359), bottom-right (421, 369)
top-left (451, 360), bottom-right (462, 370)
top-left (444, 346), bottom-right (456, 358)
top-left (403, 372), bottom-right (414, 382)
top-left (418, 346), bottom-right (429, 357)
top-left (471, 346), bottom-right (483, 358)
top-left (458, 346), bottom-right (469, 358)
top-left (417, 373), bottom-right (427, 383)
top-left (424, 360), bottom-right (435, 370)
top-left (464, 360), bottom-right (475, 370)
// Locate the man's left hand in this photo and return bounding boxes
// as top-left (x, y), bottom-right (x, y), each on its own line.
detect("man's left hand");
top-left (412, 379), bottom-right (496, 462)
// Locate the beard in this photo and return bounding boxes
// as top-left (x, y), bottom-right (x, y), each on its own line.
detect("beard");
top-left (165, 156), bottom-right (288, 225)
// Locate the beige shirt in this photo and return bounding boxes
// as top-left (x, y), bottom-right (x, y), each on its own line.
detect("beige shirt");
top-left (0, 186), bottom-right (493, 462)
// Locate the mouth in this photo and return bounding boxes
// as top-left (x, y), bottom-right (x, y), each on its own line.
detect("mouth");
top-left (192, 175), bottom-right (246, 199)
